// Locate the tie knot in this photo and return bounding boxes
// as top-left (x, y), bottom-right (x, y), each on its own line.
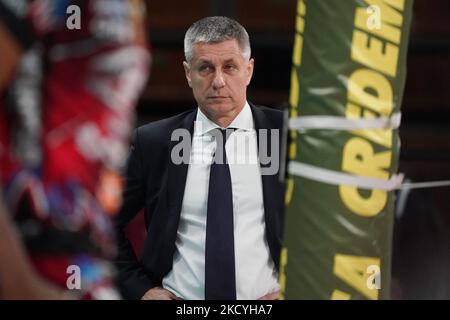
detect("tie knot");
top-left (211, 128), bottom-right (235, 164)
top-left (213, 128), bottom-right (235, 143)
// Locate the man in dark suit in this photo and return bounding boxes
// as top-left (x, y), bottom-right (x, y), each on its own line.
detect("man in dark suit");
top-left (115, 16), bottom-right (285, 300)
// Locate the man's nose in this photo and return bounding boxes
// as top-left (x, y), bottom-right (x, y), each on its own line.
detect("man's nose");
top-left (212, 71), bottom-right (225, 90)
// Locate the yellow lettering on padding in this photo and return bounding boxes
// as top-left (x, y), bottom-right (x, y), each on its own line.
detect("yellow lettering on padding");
top-left (348, 68), bottom-right (393, 116)
top-left (289, 68), bottom-right (300, 108)
top-left (354, 8), bottom-right (400, 45)
top-left (334, 254), bottom-right (380, 300)
top-left (346, 102), bottom-right (392, 148)
top-left (279, 248), bottom-right (288, 300)
top-left (289, 131), bottom-right (297, 159)
top-left (352, 30), bottom-right (399, 77)
top-left (285, 177), bottom-right (294, 206)
top-left (342, 138), bottom-right (391, 179)
top-left (296, 15), bottom-right (305, 34)
top-left (298, 0), bottom-right (306, 16)
top-left (365, 0), bottom-right (405, 16)
top-left (340, 185), bottom-right (387, 216)
top-left (293, 33), bottom-right (304, 67)
top-left (354, 0), bottom-right (404, 45)
top-left (340, 137), bottom-right (390, 216)
top-left (331, 290), bottom-right (352, 300)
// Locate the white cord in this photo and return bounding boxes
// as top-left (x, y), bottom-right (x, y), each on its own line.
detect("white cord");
top-left (399, 180), bottom-right (450, 190)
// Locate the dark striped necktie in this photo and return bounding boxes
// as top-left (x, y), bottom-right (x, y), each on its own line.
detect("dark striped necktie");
top-left (205, 128), bottom-right (236, 300)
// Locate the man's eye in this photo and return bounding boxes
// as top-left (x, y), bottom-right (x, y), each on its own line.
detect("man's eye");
top-left (199, 65), bottom-right (212, 72)
top-left (224, 65), bottom-right (236, 71)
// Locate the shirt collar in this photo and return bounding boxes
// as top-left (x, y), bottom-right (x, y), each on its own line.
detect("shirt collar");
top-left (194, 102), bottom-right (254, 137)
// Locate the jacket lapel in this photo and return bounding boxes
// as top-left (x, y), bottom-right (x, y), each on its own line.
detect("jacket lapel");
top-left (154, 109), bottom-right (197, 276)
top-left (167, 109), bottom-right (197, 213)
top-left (250, 103), bottom-right (282, 268)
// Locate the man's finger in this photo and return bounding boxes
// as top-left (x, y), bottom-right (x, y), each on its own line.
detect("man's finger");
top-left (258, 291), bottom-right (280, 300)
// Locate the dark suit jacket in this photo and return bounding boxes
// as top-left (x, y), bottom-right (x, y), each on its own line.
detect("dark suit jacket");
top-left (115, 103), bottom-right (285, 300)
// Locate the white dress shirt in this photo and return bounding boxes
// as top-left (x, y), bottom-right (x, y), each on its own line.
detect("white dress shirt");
top-left (162, 102), bottom-right (280, 300)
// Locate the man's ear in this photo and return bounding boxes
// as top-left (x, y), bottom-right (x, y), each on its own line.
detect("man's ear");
top-left (183, 61), bottom-right (192, 88)
top-left (246, 58), bottom-right (254, 86)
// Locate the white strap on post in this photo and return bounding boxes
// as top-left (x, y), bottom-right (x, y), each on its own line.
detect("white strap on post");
top-left (287, 113), bottom-right (450, 190)
top-left (288, 161), bottom-right (404, 191)
top-left (289, 113), bottom-right (401, 131)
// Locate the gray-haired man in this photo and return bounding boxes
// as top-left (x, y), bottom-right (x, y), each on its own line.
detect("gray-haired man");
top-left (115, 16), bottom-right (284, 300)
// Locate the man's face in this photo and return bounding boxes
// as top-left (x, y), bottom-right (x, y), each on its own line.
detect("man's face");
top-left (183, 40), bottom-right (254, 121)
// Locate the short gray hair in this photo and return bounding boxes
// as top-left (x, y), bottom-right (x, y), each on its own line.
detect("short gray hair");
top-left (184, 16), bottom-right (251, 63)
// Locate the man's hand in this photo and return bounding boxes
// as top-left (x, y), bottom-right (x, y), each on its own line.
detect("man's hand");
top-left (258, 291), bottom-right (280, 300)
top-left (141, 286), bottom-right (181, 300)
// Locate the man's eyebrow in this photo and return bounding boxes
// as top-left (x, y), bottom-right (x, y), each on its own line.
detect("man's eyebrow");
top-left (197, 59), bottom-right (213, 65)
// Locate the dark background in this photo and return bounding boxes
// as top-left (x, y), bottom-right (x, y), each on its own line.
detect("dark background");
top-left (137, 0), bottom-right (450, 299)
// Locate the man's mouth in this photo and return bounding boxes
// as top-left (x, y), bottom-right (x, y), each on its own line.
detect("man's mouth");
top-left (208, 96), bottom-right (229, 100)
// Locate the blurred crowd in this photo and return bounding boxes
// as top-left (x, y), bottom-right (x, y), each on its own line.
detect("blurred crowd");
top-left (0, 0), bottom-right (150, 299)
